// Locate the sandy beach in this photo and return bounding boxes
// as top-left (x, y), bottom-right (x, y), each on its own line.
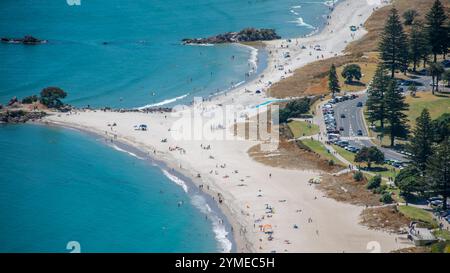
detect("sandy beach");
top-left (43, 0), bottom-right (407, 253)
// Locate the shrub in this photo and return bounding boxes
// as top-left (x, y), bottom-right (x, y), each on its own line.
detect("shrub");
top-left (279, 98), bottom-right (311, 123)
top-left (341, 64), bottom-right (362, 83)
top-left (380, 192), bottom-right (394, 204)
top-left (367, 175), bottom-right (382, 190)
top-left (353, 171), bottom-right (364, 182)
top-left (328, 160), bottom-right (335, 166)
top-left (22, 95), bottom-right (39, 104)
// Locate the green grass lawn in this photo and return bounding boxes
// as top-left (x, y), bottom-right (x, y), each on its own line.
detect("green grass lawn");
top-left (302, 139), bottom-right (341, 164)
top-left (288, 120), bottom-right (319, 138)
top-left (406, 92), bottom-right (450, 126)
top-left (332, 145), bottom-right (356, 164)
top-left (398, 205), bottom-right (438, 227)
top-left (434, 230), bottom-right (450, 241)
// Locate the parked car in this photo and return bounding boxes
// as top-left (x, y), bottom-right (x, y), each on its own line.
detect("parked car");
top-left (339, 126), bottom-right (344, 131)
top-left (340, 114), bottom-right (346, 118)
top-left (357, 102), bottom-right (363, 107)
top-left (430, 200), bottom-right (443, 208)
top-left (442, 59), bottom-right (450, 68)
top-left (428, 197), bottom-right (443, 204)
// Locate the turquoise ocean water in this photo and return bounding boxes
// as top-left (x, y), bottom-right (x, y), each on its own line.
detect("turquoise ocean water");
top-left (0, 0), bottom-right (334, 252)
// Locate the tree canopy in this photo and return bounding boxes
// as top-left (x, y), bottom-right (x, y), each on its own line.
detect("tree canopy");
top-left (425, 0), bottom-right (448, 62)
top-left (328, 64), bottom-right (340, 97)
top-left (40, 87), bottom-right (67, 108)
top-left (384, 81), bottom-right (409, 147)
top-left (279, 97), bottom-right (311, 123)
top-left (379, 8), bottom-right (408, 78)
top-left (408, 108), bottom-right (434, 172)
top-left (341, 64), bottom-right (362, 83)
top-left (354, 146), bottom-right (385, 169)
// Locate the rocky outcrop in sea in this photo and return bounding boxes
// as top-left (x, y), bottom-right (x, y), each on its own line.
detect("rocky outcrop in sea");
top-left (182, 28), bottom-right (281, 45)
top-left (1, 35), bottom-right (47, 45)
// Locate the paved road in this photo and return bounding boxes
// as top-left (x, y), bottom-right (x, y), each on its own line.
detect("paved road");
top-left (333, 94), bottom-right (406, 162)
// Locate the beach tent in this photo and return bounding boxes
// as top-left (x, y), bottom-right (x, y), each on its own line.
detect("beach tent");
top-left (263, 224), bottom-right (273, 233)
top-left (350, 25), bottom-right (357, 32)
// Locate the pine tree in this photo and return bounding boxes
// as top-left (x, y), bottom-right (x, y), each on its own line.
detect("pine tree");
top-left (379, 8), bottom-right (409, 78)
top-left (366, 65), bottom-right (390, 131)
top-left (426, 138), bottom-right (450, 210)
top-left (425, 0), bottom-right (448, 63)
top-left (384, 80), bottom-right (409, 147)
top-left (429, 62), bottom-right (445, 94)
top-left (328, 64), bottom-right (340, 98)
top-left (408, 109), bottom-right (434, 172)
top-left (408, 21), bottom-right (430, 72)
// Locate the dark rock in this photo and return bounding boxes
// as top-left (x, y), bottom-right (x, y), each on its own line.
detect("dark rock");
top-left (0, 110), bottom-right (47, 123)
top-left (1, 35), bottom-right (47, 45)
top-left (182, 28), bottom-right (281, 45)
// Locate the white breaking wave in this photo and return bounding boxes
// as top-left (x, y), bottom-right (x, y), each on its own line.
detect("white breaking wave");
top-left (291, 5), bottom-right (301, 9)
top-left (162, 169), bottom-right (188, 193)
top-left (324, 0), bottom-right (338, 7)
top-left (237, 43), bottom-right (259, 75)
top-left (290, 9), bottom-right (299, 16)
top-left (191, 195), bottom-right (233, 253)
top-left (248, 47), bottom-right (258, 74)
top-left (290, 17), bottom-right (315, 29)
top-left (137, 93), bottom-right (189, 109)
top-left (110, 144), bottom-right (145, 160)
top-left (185, 43), bottom-right (214, 47)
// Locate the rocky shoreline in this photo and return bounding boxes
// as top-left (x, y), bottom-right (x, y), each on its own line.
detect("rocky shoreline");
top-left (182, 28), bottom-right (280, 45)
top-left (0, 110), bottom-right (47, 123)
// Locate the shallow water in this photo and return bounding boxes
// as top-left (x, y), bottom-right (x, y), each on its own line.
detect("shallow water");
top-left (0, 0), bottom-right (331, 108)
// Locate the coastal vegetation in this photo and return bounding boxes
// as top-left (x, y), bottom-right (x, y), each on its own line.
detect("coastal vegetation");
top-left (0, 87), bottom-right (69, 123)
top-left (39, 87), bottom-right (67, 109)
top-left (279, 97), bottom-right (312, 123)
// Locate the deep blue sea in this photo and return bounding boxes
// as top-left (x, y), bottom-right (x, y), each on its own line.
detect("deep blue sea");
top-left (0, 0), bottom-right (333, 252)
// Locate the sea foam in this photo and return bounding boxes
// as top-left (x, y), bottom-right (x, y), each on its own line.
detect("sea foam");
top-left (191, 195), bottom-right (233, 253)
top-left (110, 144), bottom-right (145, 160)
top-left (137, 93), bottom-right (189, 109)
top-left (162, 169), bottom-right (189, 193)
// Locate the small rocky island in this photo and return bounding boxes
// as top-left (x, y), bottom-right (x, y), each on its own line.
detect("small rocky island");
top-left (182, 28), bottom-right (281, 45)
top-left (1, 35), bottom-right (47, 45)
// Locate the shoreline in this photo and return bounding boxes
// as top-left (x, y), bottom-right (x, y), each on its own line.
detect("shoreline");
top-left (37, 0), bottom-right (403, 253)
top-left (36, 120), bottom-right (245, 253)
